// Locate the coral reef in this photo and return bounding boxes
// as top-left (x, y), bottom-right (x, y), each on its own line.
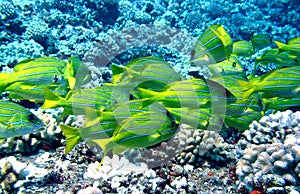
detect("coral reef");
top-left (236, 110), bottom-right (300, 193)
top-left (0, 40), bottom-right (44, 66)
top-left (0, 0), bottom-right (298, 67)
top-left (0, 109), bottom-right (87, 157)
top-left (175, 127), bottom-right (237, 166)
top-left (0, 0), bottom-right (299, 193)
top-left (82, 23), bottom-right (195, 68)
top-left (0, 109), bottom-right (64, 157)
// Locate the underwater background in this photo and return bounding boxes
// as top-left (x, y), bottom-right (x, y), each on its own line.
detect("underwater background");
top-left (0, 0), bottom-right (300, 193)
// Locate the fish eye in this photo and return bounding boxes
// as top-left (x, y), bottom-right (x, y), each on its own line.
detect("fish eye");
top-left (191, 50), bottom-right (195, 57)
top-left (171, 120), bottom-right (177, 128)
top-left (54, 75), bottom-right (59, 83)
top-left (28, 114), bottom-right (36, 122)
top-left (232, 62), bottom-right (236, 67)
top-left (129, 94), bottom-right (135, 100)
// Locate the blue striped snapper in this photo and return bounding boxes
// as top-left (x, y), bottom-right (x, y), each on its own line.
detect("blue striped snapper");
top-left (0, 66), bottom-right (65, 94)
top-left (208, 56), bottom-right (244, 77)
top-left (255, 48), bottom-right (298, 70)
top-left (91, 102), bottom-right (178, 158)
top-left (0, 100), bottom-right (45, 141)
top-left (232, 40), bottom-right (254, 57)
top-left (210, 75), bottom-right (264, 130)
top-left (138, 78), bottom-right (236, 109)
top-left (60, 100), bottom-right (178, 156)
top-left (1, 57), bottom-right (92, 102)
top-left (251, 34), bottom-right (271, 50)
top-left (211, 75), bottom-right (262, 109)
top-left (111, 56), bottom-right (181, 84)
top-left (190, 24), bottom-right (232, 66)
top-left (13, 57), bottom-right (66, 72)
top-left (166, 107), bottom-right (223, 130)
top-left (10, 57), bottom-right (67, 86)
top-left (5, 79), bottom-right (69, 102)
top-left (0, 57), bottom-right (68, 101)
top-left (64, 57), bottom-right (92, 90)
top-left (238, 66), bottom-right (300, 99)
top-left (226, 93), bottom-right (263, 117)
top-left (60, 111), bottom-right (118, 153)
top-left (263, 96), bottom-right (300, 111)
top-left (275, 38), bottom-right (300, 56)
top-left (209, 73), bottom-right (247, 99)
top-left (225, 109), bottom-right (263, 131)
top-left (42, 85), bottom-right (113, 116)
top-left (110, 57), bottom-right (182, 103)
top-left (60, 99), bottom-right (152, 153)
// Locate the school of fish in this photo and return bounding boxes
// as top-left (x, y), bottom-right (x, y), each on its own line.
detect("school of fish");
top-left (0, 24), bottom-right (299, 164)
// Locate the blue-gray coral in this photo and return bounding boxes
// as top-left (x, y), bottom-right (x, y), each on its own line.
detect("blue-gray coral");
top-left (236, 110), bottom-right (300, 193)
top-left (0, 0), bottom-right (299, 66)
top-left (175, 128), bottom-right (236, 166)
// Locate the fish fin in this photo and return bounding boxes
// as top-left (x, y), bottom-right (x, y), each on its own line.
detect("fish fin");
top-left (111, 63), bottom-right (126, 74)
top-left (111, 64), bottom-right (126, 84)
top-left (64, 58), bottom-right (76, 90)
top-left (140, 98), bottom-right (156, 108)
top-left (237, 79), bottom-right (256, 101)
top-left (112, 146), bottom-right (127, 155)
top-left (137, 87), bottom-right (158, 107)
top-left (67, 76), bottom-right (76, 91)
top-left (111, 64), bottom-right (138, 82)
top-left (137, 87), bottom-right (157, 98)
top-left (0, 72), bottom-right (13, 93)
top-left (42, 88), bottom-right (68, 109)
top-left (60, 124), bottom-right (83, 154)
top-left (91, 138), bottom-right (113, 156)
top-left (274, 40), bottom-right (286, 49)
top-left (123, 66), bottom-right (139, 79)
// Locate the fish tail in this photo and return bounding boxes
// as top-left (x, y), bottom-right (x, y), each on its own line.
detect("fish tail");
top-left (274, 40), bottom-right (286, 49)
top-left (60, 124), bottom-right (82, 154)
top-left (0, 72), bottom-right (13, 93)
top-left (42, 88), bottom-right (68, 109)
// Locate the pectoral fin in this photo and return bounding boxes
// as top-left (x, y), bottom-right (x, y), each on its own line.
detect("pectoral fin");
top-left (60, 124), bottom-right (83, 154)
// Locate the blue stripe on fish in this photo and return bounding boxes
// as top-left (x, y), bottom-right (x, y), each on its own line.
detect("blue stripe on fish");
top-left (120, 125), bottom-right (161, 133)
top-left (263, 84), bottom-right (300, 89)
top-left (117, 133), bottom-right (152, 143)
